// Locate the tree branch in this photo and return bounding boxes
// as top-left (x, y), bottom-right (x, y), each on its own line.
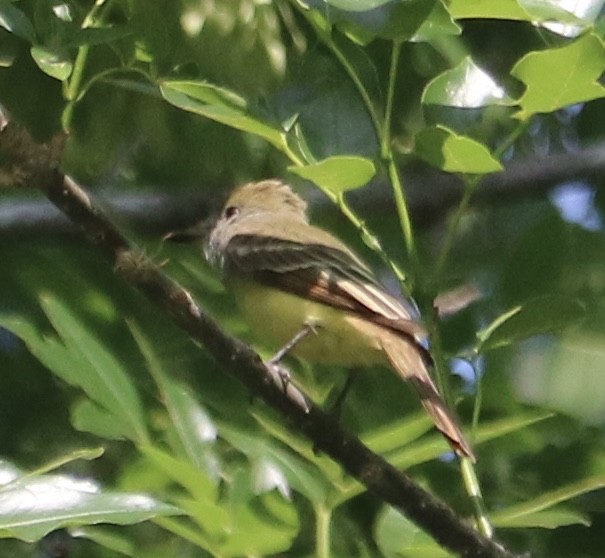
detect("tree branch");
top-left (0, 116), bottom-right (525, 558)
top-left (1, 141), bottom-right (603, 237)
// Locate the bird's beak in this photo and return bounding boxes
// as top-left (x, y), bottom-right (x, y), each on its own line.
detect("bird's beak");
top-left (162, 218), bottom-right (214, 244)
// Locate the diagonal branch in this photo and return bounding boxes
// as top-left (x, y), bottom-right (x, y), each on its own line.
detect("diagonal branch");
top-left (0, 115), bottom-right (525, 558)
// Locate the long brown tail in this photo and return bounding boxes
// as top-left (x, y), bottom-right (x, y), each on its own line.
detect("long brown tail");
top-left (379, 332), bottom-right (475, 461)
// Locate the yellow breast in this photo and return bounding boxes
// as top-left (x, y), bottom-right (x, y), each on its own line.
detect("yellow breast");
top-left (229, 278), bottom-right (385, 367)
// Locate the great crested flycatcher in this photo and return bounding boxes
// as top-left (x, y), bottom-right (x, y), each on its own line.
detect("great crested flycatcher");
top-left (169, 179), bottom-right (474, 459)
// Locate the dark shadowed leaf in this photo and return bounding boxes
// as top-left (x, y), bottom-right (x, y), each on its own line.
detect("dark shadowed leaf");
top-left (0, 2), bottom-right (35, 41)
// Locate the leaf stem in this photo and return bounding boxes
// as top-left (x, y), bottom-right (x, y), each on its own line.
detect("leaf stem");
top-left (383, 41), bottom-right (419, 286)
top-left (461, 457), bottom-right (494, 539)
top-left (62, 0), bottom-right (109, 131)
top-left (316, 504), bottom-right (332, 558)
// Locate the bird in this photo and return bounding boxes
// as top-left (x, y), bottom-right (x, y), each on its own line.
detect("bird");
top-left (168, 179), bottom-right (474, 460)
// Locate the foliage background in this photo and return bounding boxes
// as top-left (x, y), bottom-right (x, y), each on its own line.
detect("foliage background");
top-left (1, 0), bottom-right (605, 556)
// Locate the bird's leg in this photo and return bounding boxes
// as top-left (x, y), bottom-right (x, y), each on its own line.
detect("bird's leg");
top-left (267, 320), bottom-right (319, 393)
top-left (324, 369), bottom-right (357, 418)
top-left (311, 370), bottom-right (358, 456)
top-left (269, 320), bottom-right (319, 365)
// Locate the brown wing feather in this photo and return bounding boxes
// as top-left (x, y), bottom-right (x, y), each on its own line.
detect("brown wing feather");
top-left (377, 329), bottom-right (475, 460)
top-left (225, 234), bottom-right (427, 341)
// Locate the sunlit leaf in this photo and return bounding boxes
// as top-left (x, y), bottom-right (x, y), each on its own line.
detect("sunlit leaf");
top-left (30, 46), bottom-right (72, 81)
top-left (335, 411), bottom-right (553, 503)
top-left (385, 411), bottom-right (553, 470)
top-left (512, 33), bottom-right (605, 120)
top-left (289, 156), bottom-right (376, 193)
top-left (0, 470), bottom-right (181, 542)
top-left (28, 448), bottom-right (105, 478)
top-left (251, 410), bottom-right (344, 490)
top-left (220, 425), bottom-right (329, 504)
top-left (362, 412), bottom-right (434, 454)
top-left (302, 0), bottom-right (437, 43)
top-left (320, 0), bottom-right (393, 10)
top-left (477, 295), bottom-right (585, 351)
top-left (218, 482), bottom-right (298, 556)
top-left (448, 0), bottom-right (530, 20)
top-left (412, 0), bottom-right (461, 42)
top-left (414, 125), bottom-right (502, 173)
top-left (423, 57), bottom-right (514, 108)
top-left (160, 80), bottom-right (287, 151)
top-left (71, 399), bottom-right (134, 440)
top-left (494, 506), bottom-right (589, 529)
top-left (451, 0), bottom-right (601, 32)
top-left (520, 0), bottom-right (599, 37)
top-left (140, 446), bottom-right (218, 503)
top-left (492, 474), bottom-right (605, 528)
top-left (375, 506), bottom-right (450, 558)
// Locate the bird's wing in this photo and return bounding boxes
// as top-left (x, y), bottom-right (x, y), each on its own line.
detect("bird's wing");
top-left (224, 233), bottom-right (427, 341)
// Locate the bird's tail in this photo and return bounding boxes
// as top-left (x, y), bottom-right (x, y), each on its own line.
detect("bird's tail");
top-left (379, 332), bottom-right (475, 461)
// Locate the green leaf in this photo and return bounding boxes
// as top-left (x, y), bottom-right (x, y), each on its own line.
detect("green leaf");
top-left (219, 486), bottom-right (298, 556)
top-left (492, 474), bottom-right (605, 528)
top-left (140, 446), bottom-right (218, 503)
top-left (385, 411), bottom-right (554, 470)
top-left (160, 80), bottom-right (288, 152)
top-left (73, 527), bottom-right (137, 557)
top-left (30, 46), bottom-right (72, 81)
top-left (302, 0), bottom-right (437, 43)
top-left (494, 507), bottom-right (589, 529)
top-left (519, 0), bottom-right (598, 36)
top-left (477, 295), bottom-right (585, 352)
top-left (26, 448), bottom-right (105, 478)
top-left (423, 56), bottom-right (514, 108)
top-left (448, 0), bottom-right (530, 20)
top-left (289, 156), bottom-right (376, 193)
top-left (453, 0), bottom-right (599, 31)
top-left (71, 399), bottom-right (134, 440)
top-left (323, 0), bottom-right (393, 10)
top-left (375, 506), bottom-right (450, 558)
top-left (362, 412), bottom-right (434, 454)
top-left (343, 0), bottom-right (438, 42)
top-left (251, 409), bottom-right (343, 491)
top-left (129, 322), bottom-right (218, 471)
top-left (412, 0), bottom-right (461, 42)
top-left (64, 26), bottom-right (133, 49)
top-left (220, 424), bottom-right (329, 504)
top-left (0, 1), bottom-right (35, 41)
top-left (336, 411), bottom-right (553, 504)
top-left (512, 33), bottom-right (605, 120)
top-left (0, 470), bottom-right (181, 542)
top-left (0, 295), bottom-right (149, 444)
top-left (414, 125), bottom-right (503, 173)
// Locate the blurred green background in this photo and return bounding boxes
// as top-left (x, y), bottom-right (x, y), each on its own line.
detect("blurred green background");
top-left (1, 1), bottom-right (605, 556)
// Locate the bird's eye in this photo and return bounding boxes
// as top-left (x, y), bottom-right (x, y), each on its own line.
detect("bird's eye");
top-left (224, 206), bottom-right (239, 219)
